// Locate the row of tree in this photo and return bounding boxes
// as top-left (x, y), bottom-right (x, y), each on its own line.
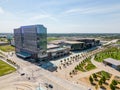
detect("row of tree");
top-left (89, 71), bottom-right (120, 90)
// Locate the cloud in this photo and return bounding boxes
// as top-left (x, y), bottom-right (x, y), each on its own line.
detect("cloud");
top-left (30, 15), bottom-right (50, 20)
top-left (0, 0), bottom-right (9, 4)
top-left (65, 8), bottom-right (89, 14)
top-left (64, 4), bottom-right (120, 15)
top-left (29, 14), bottom-right (58, 21)
top-left (0, 7), bottom-right (4, 14)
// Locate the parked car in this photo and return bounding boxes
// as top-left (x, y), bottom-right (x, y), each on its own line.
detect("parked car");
top-left (49, 84), bottom-right (53, 88)
top-left (21, 73), bottom-right (25, 76)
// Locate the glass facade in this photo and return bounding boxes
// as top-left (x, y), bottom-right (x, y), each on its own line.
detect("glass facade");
top-left (37, 25), bottom-right (47, 51)
top-left (14, 25), bottom-right (47, 59)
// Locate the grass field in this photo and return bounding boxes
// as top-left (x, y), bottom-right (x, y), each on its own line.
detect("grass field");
top-left (0, 45), bottom-right (15, 52)
top-left (117, 40), bottom-right (120, 44)
top-left (47, 37), bottom-right (59, 42)
top-left (0, 38), bottom-right (8, 42)
top-left (0, 60), bottom-right (16, 76)
top-left (95, 47), bottom-right (120, 62)
top-left (75, 57), bottom-right (96, 72)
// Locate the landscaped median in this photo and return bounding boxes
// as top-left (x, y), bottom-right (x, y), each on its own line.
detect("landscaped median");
top-left (74, 57), bottom-right (96, 72)
top-left (69, 57), bottom-right (96, 77)
top-left (0, 60), bottom-right (16, 76)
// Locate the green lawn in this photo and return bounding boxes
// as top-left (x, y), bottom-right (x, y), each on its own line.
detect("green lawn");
top-left (47, 37), bottom-right (59, 42)
top-left (89, 71), bottom-right (112, 89)
top-left (0, 38), bottom-right (8, 42)
top-left (97, 71), bottom-right (111, 79)
top-left (95, 47), bottom-right (120, 62)
top-left (75, 57), bottom-right (96, 72)
top-left (0, 60), bottom-right (16, 76)
top-left (116, 40), bottom-right (120, 44)
top-left (0, 45), bottom-right (15, 52)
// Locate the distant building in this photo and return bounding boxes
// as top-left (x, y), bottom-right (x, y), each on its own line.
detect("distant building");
top-left (49, 38), bottom-right (100, 51)
top-left (0, 41), bottom-right (9, 46)
top-left (10, 39), bottom-right (15, 46)
top-left (74, 38), bottom-right (101, 49)
top-left (14, 25), bottom-right (47, 59)
top-left (0, 35), bottom-right (7, 38)
top-left (62, 41), bottom-right (85, 51)
top-left (47, 44), bottom-right (70, 60)
top-left (48, 40), bottom-right (64, 45)
top-left (104, 58), bottom-right (120, 71)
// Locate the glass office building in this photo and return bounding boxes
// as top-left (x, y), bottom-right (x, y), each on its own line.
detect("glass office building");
top-left (14, 25), bottom-right (47, 59)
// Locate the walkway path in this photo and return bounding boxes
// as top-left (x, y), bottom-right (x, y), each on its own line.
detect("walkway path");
top-left (72, 68), bottom-right (102, 80)
top-left (91, 56), bottom-right (120, 76)
top-left (0, 39), bottom-right (118, 90)
top-left (3, 53), bottom-right (89, 90)
top-left (68, 55), bottom-right (120, 82)
top-left (53, 47), bottom-right (107, 80)
top-left (109, 75), bottom-right (115, 85)
top-left (83, 63), bottom-right (88, 72)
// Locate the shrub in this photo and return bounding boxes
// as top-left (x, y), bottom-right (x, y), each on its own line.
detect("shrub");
top-left (110, 84), bottom-right (115, 90)
top-left (98, 79), bottom-right (103, 86)
top-left (89, 76), bottom-right (93, 84)
top-left (101, 76), bottom-right (106, 83)
top-left (112, 80), bottom-right (118, 86)
top-left (92, 73), bottom-right (97, 80)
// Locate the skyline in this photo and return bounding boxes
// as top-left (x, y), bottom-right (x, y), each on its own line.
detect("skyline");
top-left (0, 0), bottom-right (120, 33)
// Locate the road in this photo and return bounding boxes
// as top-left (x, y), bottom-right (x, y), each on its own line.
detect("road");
top-left (0, 53), bottom-right (89, 90)
top-left (103, 39), bottom-right (118, 46)
top-left (0, 39), bottom-right (118, 90)
top-left (91, 56), bottom-right (120, 76)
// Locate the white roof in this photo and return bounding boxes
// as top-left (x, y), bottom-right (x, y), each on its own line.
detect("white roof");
top-left (47, 44), bottom-right (59, 49)
top-left (104, 58), bottom-right (120, 66)
top-left (64, 41), bottom-right (84, 44)
top-left (49, 40), bottom-right (65, 44)
top-left (0, 41), bottom-right (8, 44)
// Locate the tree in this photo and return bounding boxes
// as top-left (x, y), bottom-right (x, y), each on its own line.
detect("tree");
top-left (72, 70), bottom-right (75, 75)
top-left (98, 79), bottom-right (103, 86)
top-left (89, 76), bottom-right (93, 84)
top-left (70, 60), bottom-right (72, 64)
top-left (95, 84), bottom-right (99, 90)
top-left (102, 76), bottom-right (106, 83)
top-left (78, 54), bottom-right (80, 59)
top-left (60, 60), bottom-right (63, 65)
top-left (112, 80), bottom-right (118, 86)
top-left (70, 57), bottom-right (73, 61)
top-left (64, 59), bottom-right (66, 63)
top-left (7, 38), bottom-right (11, 43)
top-left (63, 64), bottom-right (66, 67)
top-left (110, 84), bottom-right (115, 90)
top-left (59, 66), bottom-right (61, 70)
top-left (67, 58), bottom-right (69, 61)
top-left (69, 72), bottom-right (72, 78)
top-left (69, 72), bottom-right (72, 76)
top-left (93, 73), bottom-right (97, 80)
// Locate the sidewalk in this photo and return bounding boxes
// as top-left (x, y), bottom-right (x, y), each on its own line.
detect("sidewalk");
top-left (91, 56), bottom-right (120, 76)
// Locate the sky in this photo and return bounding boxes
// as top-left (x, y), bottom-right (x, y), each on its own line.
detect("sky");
top-left (0, 0), bottom-right (120, 33)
